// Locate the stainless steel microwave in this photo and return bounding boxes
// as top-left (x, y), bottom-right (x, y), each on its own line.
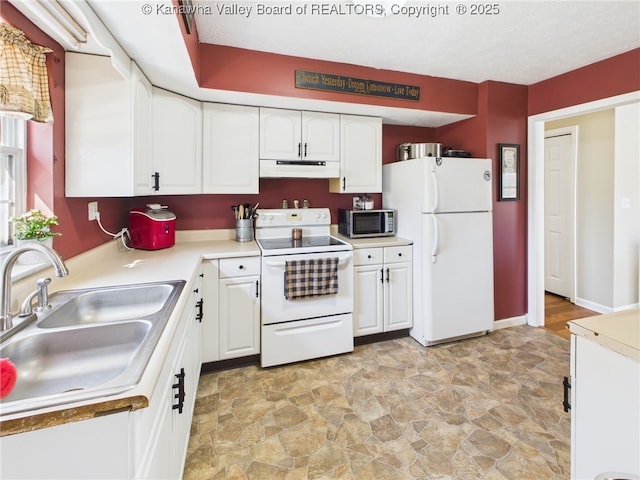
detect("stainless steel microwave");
top-left (338, 209), bottom-right (396, 238)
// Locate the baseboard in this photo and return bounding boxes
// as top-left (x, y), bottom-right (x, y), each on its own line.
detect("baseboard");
top-left (493, 315), bottom-right (527, 330)
top-left (354, 329), bottom-right (410, 346)
top-left (574, 297), bottom-right (613, 314)
top-left (613, 302), bottom-right (640, 312)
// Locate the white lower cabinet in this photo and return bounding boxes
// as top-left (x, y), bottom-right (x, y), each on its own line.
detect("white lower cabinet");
top-left (0, 272), bottom-right (203, 480)
top-left (201, 256), bottom-right (261, 362)
top-left (133, 268), bottom-right (203, 479)
top-left (353, 245), bottom-right (413, 336)
top-left (569, 333), bottom-right (640, 479)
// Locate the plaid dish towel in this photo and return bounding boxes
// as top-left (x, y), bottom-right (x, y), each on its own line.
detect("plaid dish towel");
top-left (284, 257), bottom-right (339, 300)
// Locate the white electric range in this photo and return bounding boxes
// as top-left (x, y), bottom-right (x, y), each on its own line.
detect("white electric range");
top-left (255, 208), bottom-right (354, 367)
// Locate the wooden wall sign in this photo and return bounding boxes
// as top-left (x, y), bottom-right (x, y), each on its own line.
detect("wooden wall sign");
top-left (295, 70), bottom-right (420, 101)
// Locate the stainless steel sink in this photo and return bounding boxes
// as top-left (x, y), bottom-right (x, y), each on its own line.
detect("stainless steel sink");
top-left (37, 283), bottom-right (177, 328)
top-left (2, 321), bottom-right (151, 402)
top-left (0, 280), bottom-right (185, 416)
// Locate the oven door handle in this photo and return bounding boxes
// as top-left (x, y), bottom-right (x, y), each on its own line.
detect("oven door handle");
top-left (265, 257), bottom-right (351, 268)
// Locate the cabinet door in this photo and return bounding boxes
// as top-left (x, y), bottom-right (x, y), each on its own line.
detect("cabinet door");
top-left (571, 335), bottom-right (640, 479)
top-left (353, 264), bottom-right (384, 336)
top-left (65, 53), bottom-right (134, 197)
top-left (200, 260), bottom-right (219, 363)
top-left (384, 262), bottom-right (413, 331)
top-left (203, 103), bottom-right (259, 193)
top-left (132, 62), bottom-right (154, 196)
top-left (219, 275), bottom-right (261, 359)
top-left (331, 115), bottom-right (382, 193)
top-left (302, 111), bottom-right (340, 161)
top-left (152, 89), bottom-right (202, 194)
top-left (171, 314), bottom-right (199, 478)
top-left (259, 108), bottom-right (301, 160)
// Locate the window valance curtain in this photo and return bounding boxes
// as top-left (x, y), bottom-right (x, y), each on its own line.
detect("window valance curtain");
top-left (0, 23), bottom-right (53, 123)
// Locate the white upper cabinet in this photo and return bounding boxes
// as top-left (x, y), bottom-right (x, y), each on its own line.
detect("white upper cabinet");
top-left (260, 108), bottom-right (301, 160)
top-left (65, 54), bottom-right (151, 197)
top-left (302, 111), bottom-right (341, 161)
top-left (202, 103), bottom-right (259, 194)
top-left (330, 115), bottom-right (382, 193)
top-left (259, 108), bottom-right (340, 161)
top-left (150, 89), bottom-right (202, 195)
top-left (131, 65), bottom-right (153, 196)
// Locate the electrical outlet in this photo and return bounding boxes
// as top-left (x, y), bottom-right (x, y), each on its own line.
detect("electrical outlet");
top-left (88, 201), bottom-right (99, 221)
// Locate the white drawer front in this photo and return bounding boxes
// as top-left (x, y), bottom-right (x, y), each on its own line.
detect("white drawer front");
top-left (353, 248), bottom-right (383, 266)
top-left (261, 313), bottom-right (354, 367)
top-left (219, 256), bottom-right (261, 278)
top-left (384, 245), bottom-right (412, 264)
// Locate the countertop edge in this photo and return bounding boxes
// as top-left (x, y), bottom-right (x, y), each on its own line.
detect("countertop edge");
top-left (568, 309), bottom-right (640, 362)
top-left (0, 395), bottom-right (148, 437)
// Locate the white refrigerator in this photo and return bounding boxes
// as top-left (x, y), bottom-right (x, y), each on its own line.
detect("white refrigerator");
top-left (383, 157), bottom-right (495, 346)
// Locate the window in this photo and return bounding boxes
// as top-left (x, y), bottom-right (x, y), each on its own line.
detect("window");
top-left (0, 115), bottom-right (26, 251)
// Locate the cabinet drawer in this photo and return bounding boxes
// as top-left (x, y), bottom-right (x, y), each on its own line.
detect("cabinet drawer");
top-left (353, 248), bottom-right (383, 266)
top-left (219, 256), bottom-right (261, 278)
top-left (384, 245), bottom-right (412, 264)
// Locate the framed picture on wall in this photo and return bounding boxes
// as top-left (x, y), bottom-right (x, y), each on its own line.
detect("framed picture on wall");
top-left (498, 143), bottom-right (520, 201)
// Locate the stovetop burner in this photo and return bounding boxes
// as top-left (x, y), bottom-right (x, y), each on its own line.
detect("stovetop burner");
top-left (257, 235), bottom-right (347, 251)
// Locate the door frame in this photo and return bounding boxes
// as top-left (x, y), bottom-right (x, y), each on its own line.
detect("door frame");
top-left (544, 126), bottom-right (578, 304)
top-left (527, 91), bottom-right (640, 327)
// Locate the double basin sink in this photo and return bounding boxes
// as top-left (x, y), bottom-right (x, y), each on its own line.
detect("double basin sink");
top-left (0, 280), bottom-right (185, 416)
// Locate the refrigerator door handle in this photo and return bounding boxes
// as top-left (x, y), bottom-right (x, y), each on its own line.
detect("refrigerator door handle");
top-left (431, 215), bottom-right (439, 263)
top-left (430, 166), bottom-right (439, 212)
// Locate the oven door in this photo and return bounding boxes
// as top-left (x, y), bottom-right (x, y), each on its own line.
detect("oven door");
top-left (261, 250), bottom-right (353, 325)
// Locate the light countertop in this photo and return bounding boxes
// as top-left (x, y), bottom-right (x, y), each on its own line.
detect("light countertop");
top-left (568, 309), bottom-right (640, 362)
top-left (332, 232), bottom-right (413, 249)
top-left (1, 233), bottom-right (260, 435)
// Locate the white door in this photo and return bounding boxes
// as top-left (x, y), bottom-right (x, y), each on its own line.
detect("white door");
top-left (544, 129), bottom-right (576, 300)
top-left (202, 103), bottom-right (259, 194)
top-left (353, 264), bottom-right (384, 336)
top-left (152, 89), bottom-right (202, 194)
top-left (259, 108), bottom-right (301, 160)
top-left (261, 251), bottom-right (354, 325)
top-left (420, 212), bottom-right (494, 344)
top-left (302, 112), bottom-right (340, 161)
top-left (422, 157), bottom-right (493, 213)
top-left (219, 276), bottom-right (261, 359)
top-left (384, 262), bottom-right (413, 331)
top-left (331, 115), bottom-right (382, 193)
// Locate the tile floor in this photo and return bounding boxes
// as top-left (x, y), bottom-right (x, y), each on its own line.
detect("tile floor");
top-left (184, 326), bottom-right (571, 479)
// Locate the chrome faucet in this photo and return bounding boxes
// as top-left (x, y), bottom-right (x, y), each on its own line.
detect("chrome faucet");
top-left (0, 243), bottom-right (69, 331)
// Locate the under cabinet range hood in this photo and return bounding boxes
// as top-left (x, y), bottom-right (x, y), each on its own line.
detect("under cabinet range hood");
top-left (259, 159), bottom-right (340, 178)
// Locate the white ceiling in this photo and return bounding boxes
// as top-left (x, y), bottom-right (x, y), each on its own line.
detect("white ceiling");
top-left (194, 0), bottom-right (640, 86)
top-left (13, 0), bottom-right (640, 126)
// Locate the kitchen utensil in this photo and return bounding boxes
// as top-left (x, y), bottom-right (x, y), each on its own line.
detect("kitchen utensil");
top-left (250, 203), bottom-right (260, 218)
top-left (396, 143), bottom-right (411, 161)
top-left (408, 143), bottom-right (442, 159)
top-left (238, 204), bottom-right (245, 219)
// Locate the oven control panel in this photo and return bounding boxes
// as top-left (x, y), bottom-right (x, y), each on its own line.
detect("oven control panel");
top-left (255, 208), bottom-right (330, 227)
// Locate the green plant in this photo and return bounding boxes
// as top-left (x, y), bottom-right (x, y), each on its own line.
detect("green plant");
top-left (12, 209), bottom-right (61, 241)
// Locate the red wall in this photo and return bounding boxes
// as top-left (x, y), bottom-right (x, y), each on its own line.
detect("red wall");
top-left (529, 48), bottom-right (640, 115)
top-left (200, 44), bottom-right (479, 116)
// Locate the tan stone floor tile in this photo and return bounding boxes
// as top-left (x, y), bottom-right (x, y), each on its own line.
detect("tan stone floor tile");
top-left (184, 326), bottom-right (570, 479)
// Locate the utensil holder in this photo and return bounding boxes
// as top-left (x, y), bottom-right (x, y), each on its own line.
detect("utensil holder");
top-left (235, 219), bottom-right (253, 242)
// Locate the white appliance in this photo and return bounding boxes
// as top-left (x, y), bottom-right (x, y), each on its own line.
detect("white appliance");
top-left (383, 157), bottom-right (495, 346)
top-left (255, 208), bottom-right (354, 367)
